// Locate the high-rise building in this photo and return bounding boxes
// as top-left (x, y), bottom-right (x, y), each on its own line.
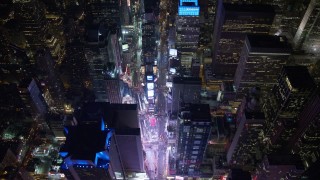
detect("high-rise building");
top-left (176, 103), bottom-right (211, 176)
top-left (85, 24), bottom-right (109, 102)
top-left (85, 0), bottom-right (120, 30)
top-left (72, 102), bottom-right (145, 179)
top-left (107, 31), bottom-right (122, 72)
top-left (0, 36), bottom-right (33, 83)
top-left (287, 89), bottom-right (320, 172)
top-left (59, 119), bottom-right (113, 179)
top-left (212, 0), bottom-right (275, 78)
top-left (227, 111), bottom-right (265, 169)
top-left (36, 49), bottom-right (65, 112)
top-left (142, 10), bottom-right (157, 65)
top-left (61, 40), bottom-right (90, 102)
top-left (13, 0), bottom-right (48, 56)
top-left (105, 62), bottom-right (124, 104)
top-left (255, 154), bottom-right (304, 179)
top-left (293, 0), bottom-right (320, 54)
top-left (234, 34), bottom-right (292, 95)
top-left (176, 0), bottom-right (200, 69)
top-left (263, 66), bottom-right (316, 152)
top-left (18, 78), bottom-right (48, 118)
top-left (171, 77), bottom-right (202, 115)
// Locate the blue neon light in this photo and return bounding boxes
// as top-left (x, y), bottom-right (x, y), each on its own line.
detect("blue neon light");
top-left (101, 118), bottom-right (105, 131)
top-left (59, 152), bottom-right (68, 158)
top-left (95, 151), bottom-right (110, 169)
top-left (73, 160), bottom-right (91, 165)
top-left (64, 127), bottom-right (69, 134)
top-left (105, 130), bottom-right (113, 149)
top-left (178, 6), bottom-right (200, 16)
top-left (180, 0), bottom-right (198, 6)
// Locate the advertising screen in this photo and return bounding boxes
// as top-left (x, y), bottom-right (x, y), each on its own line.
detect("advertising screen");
top-left (147, 83), bottom-right (154, 90)
top-left (147, 90), bottom-right (154, 97)
top-left (147, 75), bottom-right (153, 81)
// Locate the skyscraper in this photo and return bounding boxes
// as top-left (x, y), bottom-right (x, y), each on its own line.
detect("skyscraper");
top-left (171, 77), bottom-right (201, 115)
top-left (36, 49), bottom-right (65, 112)
top-left (255, 154), bottom-right (304, 179)
top-left (86, 0), bottom-right (121, 29)
top-left (287, 89), bottom-right (320, 172)
top-left (212, 1), bottom-right (275, 78)
top-left (176, 103), bottom-right (211, 176)
top-left (59, 119), bottom-right (113, 179)
top-left (227, 110), bottom-right (265, 169)
top-left (293, 0), bottom-right (320, 54)
top-left (14, 0), bottom-right (48, 55)
top-left (263, 66), bottom-right (316, 152)
top-left (176, 0), bottom-right (200, 69)
top-left (85, 24), bottom-right (109, 102)
top-left (71, 102), bottom-right (145, 179)
top-left (234, 34), bottom-right (292, 95)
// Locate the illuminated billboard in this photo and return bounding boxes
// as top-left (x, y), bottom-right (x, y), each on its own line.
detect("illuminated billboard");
top-left (122, 44), bottom-right (128, 51)
top-left (178, 6), bottom-right (200, 16)
top-left (147, 83), bottom-right (154, 90)
top-left (169, 49), bottom-right (177, 57)
top-left (147, 90), bottom-right (154, 97)
top-left (146, 75), bottom-right (153, 81)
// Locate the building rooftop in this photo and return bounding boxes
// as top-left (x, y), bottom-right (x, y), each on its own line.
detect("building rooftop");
top-left (223, 3), bottom-right (275, 14)
top-left (75, 102), bottom-right (139, 129)
top-left (0, 140), bottom-right (20, 161)
top-left (247, 34), bottom-right (292, 54)
top-left (190, 104), bottom-right (211, 121)
top-left (284, 66), bottom-right (316, 89)
top-left (245, 111), bottom-right (265, 120)
top-left (60, 121), bottom-right (112, 162)
top-left (173, 77), bottom-right (201, 85)
top-left (230, 168), bottom-right (251, 180)
top-left (266, 154), bottom-right (304, 170)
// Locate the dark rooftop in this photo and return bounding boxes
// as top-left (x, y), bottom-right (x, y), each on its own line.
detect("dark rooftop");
top-left (60, 122), bottom-right (111, 162)
top-left (223, 3), bottom-right (275, 14)
top-left (245, 111), bottom-right (265, 120)
top-left (190, 104), bottom-right (211, 122)
top-left (230, 168), bottom-right (251, 180)
top-left (0, 140), bottom-right (20, 161)
top-left (247, 34), bottom-right (292, 54)
top-left (75, 102), bottom-right (139, 129)
top-left (173, 77), bottom-right (201, 85)
top-left (283, 66), bottom-right (316, 89)
top-left (267, 154), bottom-right (304, 170)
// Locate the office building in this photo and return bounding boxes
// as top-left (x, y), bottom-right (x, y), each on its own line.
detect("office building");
top-left (107, 31), bottom-right (122, 72)
top-left (176, 104), bottom-right (211, 176)
top-left (72, 102), bottom-right (145, 179)
top-left (142, 10), bottom-right (157, 65)
top-left (255, 154), bottom-right (304, 179)
top-left (85, 24), bottom-right (109, 102)
top-left (171, 77), bottom-right (202, 115)
top-left (105, 62), bottom-right (124, 104)
top-left (36, 49), bottom-right (65, 112)
top-left (212, 1), bottom-right (275, 78)
top-left (13, 0), bottom-right (48, 56)
top-left (287, 89), bottom-right (320, 172)
top-left (234, 34), bottom-right (292, 95)
top-left (227, 111), bottom-right (265, 169)
top-left (293, 0), bottom-right (320, 54)
top-left (263, 66), bottom-right (316, 152)
top-left (59, 120), bottom-right (113, 179)
top-left (85, 0), bottom-right (121, 29)
top-left (176, 0), bottom-right (200, 69)
top-left (0, 38), bottom-right (33, 84)
top-left (61, 40), bottom-right (90, 102)
top-left (18, 78), bottom-right (48, 118)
